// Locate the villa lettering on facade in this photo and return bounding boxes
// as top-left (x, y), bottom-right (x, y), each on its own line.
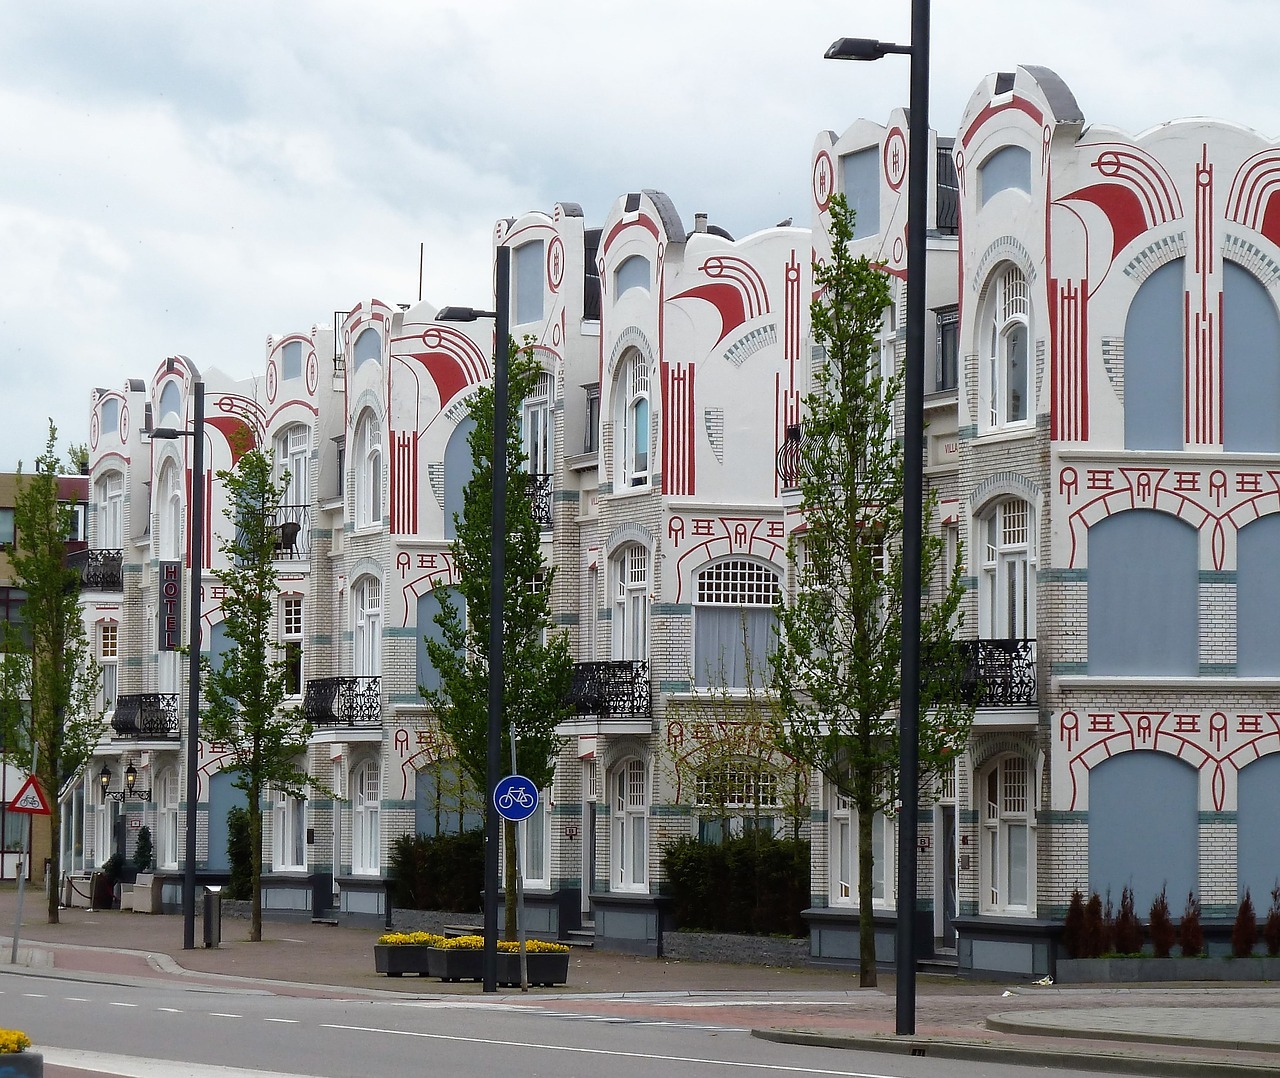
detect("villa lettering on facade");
top-left (64, 66), bottom-right (1280, 976)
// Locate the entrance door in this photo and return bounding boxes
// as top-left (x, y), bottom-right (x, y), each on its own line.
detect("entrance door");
top-left (936, 804), bottom-right (958, 949)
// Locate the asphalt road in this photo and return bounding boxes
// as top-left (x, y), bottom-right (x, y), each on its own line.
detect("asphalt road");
top-left (3, 969), bottom-right (1160, 1078)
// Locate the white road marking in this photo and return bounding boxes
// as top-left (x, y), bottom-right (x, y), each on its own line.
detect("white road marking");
top-left (319, 1022), bottom-right (908, 1077)
top-left (263, 1018), bottom-right (299, 1024)
top-left (157, 1007), bottom-right (184, 1013)
top-left (107, 1001), bottom-right (138, 1008)
top-left (23, 992), bottom-right (46, 998)
top-left (209, 1012), bottom-right (242, 1018)
top-left (64, 997), bottom-right (89, 1002)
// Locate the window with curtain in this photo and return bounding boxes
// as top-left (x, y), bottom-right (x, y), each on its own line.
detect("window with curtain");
top-left (352, 760), bottom-right (381, 875)
top-left (981, 265), bottom-right (1030, 430)
top-left (611, 545), bottom-right (648, 661)
top-left (693, 559), bottom-right (780, 687)
top-left (519, 790), bottom-right (551, 888)
top-left (353, 577), bottom-right (382, 677)
top-left (611, 759), bottom-right (647, 891)
top-left (981, 755), bottom-right (1033, 913)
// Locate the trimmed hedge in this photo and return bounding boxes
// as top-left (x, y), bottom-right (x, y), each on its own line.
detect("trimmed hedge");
top-left (662, 834), bottom-right (809, 937)
top-left (388, 829), bottom-right (484, 912)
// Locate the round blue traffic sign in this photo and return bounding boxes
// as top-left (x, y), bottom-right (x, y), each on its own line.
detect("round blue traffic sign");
top-left (493, 774), bottom-right (539, 822)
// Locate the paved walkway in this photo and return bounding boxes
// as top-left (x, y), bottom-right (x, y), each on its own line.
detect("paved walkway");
top-left (2, 885), bottom-right (1280, 1076)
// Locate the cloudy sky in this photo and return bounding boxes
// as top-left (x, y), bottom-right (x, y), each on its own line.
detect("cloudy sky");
top-left (1, 0), bottom-right (1275, 468)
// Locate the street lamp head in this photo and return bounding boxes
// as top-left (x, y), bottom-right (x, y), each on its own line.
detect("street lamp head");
top-left (824, 36), bottom-right (909, 61)
top-left (125, 763), bottom-right (138, 794)
top-left (98, 764), bottom-right (112, 793)
top-left (436, 305), bottom-right (498, 323)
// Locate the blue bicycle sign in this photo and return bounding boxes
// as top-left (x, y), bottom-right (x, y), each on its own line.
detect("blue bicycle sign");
top-left (493, 774), bottom-right (539, 822)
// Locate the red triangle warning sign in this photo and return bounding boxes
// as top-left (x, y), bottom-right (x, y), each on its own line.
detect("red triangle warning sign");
top-left (8, 775), bottom-right (50, 815)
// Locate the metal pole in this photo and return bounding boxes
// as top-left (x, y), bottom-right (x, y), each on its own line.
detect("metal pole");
top-left (183, 380), bottom-right (205, 950)
top-left (896, 0), bottom-right (930, 1037)
top-left (483, 244), bottom-right (511, 993)
top-left (10, 742), bottom-right (36, 964)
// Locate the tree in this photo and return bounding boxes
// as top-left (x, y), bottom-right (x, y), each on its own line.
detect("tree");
top-left (422, 342), bottom-right (573, 939)
top-left (5, 422), bottom-right (102, 923)
top-left (200, 446), bottom-right (312, 942)
top-left (770, 195), bottom-right (971, 986)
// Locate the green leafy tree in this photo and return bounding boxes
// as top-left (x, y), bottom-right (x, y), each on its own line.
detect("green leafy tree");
top-left (422, 343), bottom-right (573, 939)
top-left (5, 422), bottom-right (102, 923)
top-left (770, 195), bottom-right (971, 986)
top-left (200, 446), bottom-right (311, 942)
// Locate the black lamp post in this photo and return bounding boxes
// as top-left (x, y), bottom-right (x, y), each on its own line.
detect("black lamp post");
top-left (435, 242), bottom-right (512, 994)
top-left (145, 356), bottom-right (206, 950)
top-left (826, 0), bottom-right (931, 1036)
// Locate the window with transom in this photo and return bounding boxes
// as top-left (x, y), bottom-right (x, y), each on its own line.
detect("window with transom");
top-left (96, 472), bottom-right (123, 549)
top-left (353, 576), bottom-right (382, 677)
top-left (829, 786), bottom-right (895, 908)
top-left (611, 545), bottom-right (648, 662)
top-left (611, 758), bottom-right (648, 891)
top-left (981, 266), bottom-right (1030, 430)
top-left (614, 353), bottom-right (650, 489)
top-left (99, 622), bottom-right (118, 712)
top-left (980, 755), bottom-right (1034, 913)
top-left (693, 559), bottom-right (780, 688)
top-left (280, 596), bottom-right (303, 697)
top-left (353, 410), bottom-right (383, 529)
top-left (352, 760), bottom-right (381, 875)
top-left (272, 783), bottom-right (306, 871)
top-left (978, 499), bottom-right (1034, 641)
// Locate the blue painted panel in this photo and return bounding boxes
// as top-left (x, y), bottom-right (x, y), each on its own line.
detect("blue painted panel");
top-left (1087, 509), bottom-right (1197, 675)
top-left (979, 145), bottom-right (1031, 205)
top-left (840, 147), bottom-right (880, 239)
top-left (1237, 515), bottom-right (1280, 674)
top-left (1089, 752), bottom-right (1197, 913)
top-left (1223, 262), bottom-right (1280, 452)
top-left (416, 585), bottom-right (463, 693)
top-left (443, 417), bottom-right (476, 541)
top-left (353, 327), bottom-right (381, 370)
top-left (515, 241), bottom-right (544, 325)
top-left (1238, 753), bottom-right (1280, 900)
top-left (414, 758), bottom-right (482, 837)
top-left (206, 770), bottom-right (247, 872)
top-left (1124, 258), bottom-right (1184, 449)
top-left (615, 255), bottom-right (650, 296)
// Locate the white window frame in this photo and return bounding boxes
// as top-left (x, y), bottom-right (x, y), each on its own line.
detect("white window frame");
top-left (276, 424), bottom-right (310, 509)
top-left (280, 596), bottom-right (304, 697)
top-left (352, 760), bottom-right (381, 875)
top-left (829, 786), bottom-right (896, 909)
top-left (692, 558), bottom-right (780, 688)
top-left (981, 265), bottom-right (1031, 431)
top-left (97, 472), bottom-right (123, 549)
top-left (518, 789), bottom-right (552, 889)
top-left (611, 545), bottom-right (648, 662)
top-left (353, 576), bottom-right (382, 677)
top-left (611, 759), bottom-right (648, 891)
top-left (522, 371), bottom-right (555, 477)
top-left (614, 353), bottom-right (650, 489)
top-left (99, 622), bottom-right (118, 712)
top-left (157, 459), bottom-right (183, 561)
top-left (354, 410), bottom-right (383, 530)
top-left (695, 761), bottom-right (780, 841)
top-left (978, 499), bottom-right (1035, 640)
top-left (980, 755), bottom-right (1035, 914)
top-left (272, 786), bottom-right (307, 872)
top-left (158, 769), bottom-right (180, 868)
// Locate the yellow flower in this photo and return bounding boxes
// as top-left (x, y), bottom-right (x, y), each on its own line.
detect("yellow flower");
top-left (376, 931), bottom-right (446, 947)
top-left (434, 934), bottom-right (568, 954)
top-left (0, 1029), bottom-right (31, 1053)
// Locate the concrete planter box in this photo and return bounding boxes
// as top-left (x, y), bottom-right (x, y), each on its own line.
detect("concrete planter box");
top-left (0, 1051), bottom-right (43, 1077)
top-left (1057, 956), bottom-right (1280, 983)
top-left (427, 948), bottom-right (569, 986)
top-left (428, 947), bottom-right (482, 982)
top-left (373, 944), bottom-right (434, 977)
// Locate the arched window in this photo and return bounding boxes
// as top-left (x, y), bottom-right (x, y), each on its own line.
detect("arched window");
top-left (980, 266), bottom-right (1030, 431)
top-left (1124, 258), bottom-right (1183, 450)
top-left (352, 760), bottom-right (381, 875)
top-left (523, 371), bottom-right (554, 478)
top-left (95, 472), bottom-right (124, 549)
top-left (443, 416), bottom-right (475, 542)
top-left (353, 410), bottom-right (383, 529)
top-left (157, 460), bottom-right (182, 562)
top-left (611, 544), bottom-right (648, 661)
top-left (978, 145), bottom-right (1032, 205)
top-left (693, 559), bottom-right (780, 687)
top-left (614, 255), bottom-right (651, 297)
top-left (99, 397), bottom-right (120, 436)
top-left (977, 499), bottom-right (1034, 640)
top-left (281, 340), bottom-right (303, 381)
top-left (614, 353), bottom-right (650, 489)
top-left (271, 782), bottom-right (306, 871)
top-left (353, 576), bottom-right (382, 677)
top-left (980, 755), bottom-right (1034, 913)
top-left (1087, 509), bottom-right (1197, 675)
top-left (275, 424), bottom-right (310, 509)
top-left (696, 761), bottom-right (780, 844)
top-left (1238, 753), bottom-right (1280, 902)
top-left (352, 327), bottom-right (382, 370)
top-left (611, 758), bottom-right (648, 891)
top-left (157, 768), bottom-right (180, 868)
top-left (158, 381), bottom-right (182, 427)
top-left (829, 786), bottom-right (894, 908)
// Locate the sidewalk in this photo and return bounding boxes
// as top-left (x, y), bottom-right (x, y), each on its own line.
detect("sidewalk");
top-left (3, 885), bottom-right (1280, 1076)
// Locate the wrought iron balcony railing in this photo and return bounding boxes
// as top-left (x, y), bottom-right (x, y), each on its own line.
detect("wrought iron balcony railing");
top-left (955, 638), bottom-right (1037, 708)
top-left (776, 424), bottom-right (820, 492)
top-left (81, 548), bottom-right (124, 591)
top-left (527, 471), bottom-right (553, 529)
top-left (303, 676), bottom-right (382, 726)
top-left (111, 693), bottom-right (180, 739)
top-left (270, 504), bottom-right (311, 559)
top-left (567, 660), bottom-right (651, 720)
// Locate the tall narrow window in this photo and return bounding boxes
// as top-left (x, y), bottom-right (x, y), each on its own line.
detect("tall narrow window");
top-left (157, 460), bottom-right (182, 561)
top-left (979, 499), bottom-right (1034, 640)
top-left (354, 411), bottom-right (383, 529)
top-left (611, 545), bottom-right (648, 661)
top-left (353, 577), bottom-right (382, 677)
top-left (352, 327), bottom-right (382, 370)
top-left (583, 383), bottom-right (600, 455)
top-left (614, 354), bottom-right (650, 488)
top-left (612, 759), bottom-right (648, 890)
top-left (981, 755), bottom-right (1033, 912)
top-left (281, 340), bottom-right (303, 381)
top-left (352, 761), bottom-right (381, 875)
top-left (97, 473), bottom-right (123, 549)
top-left (158, 769), bottom-right (180, 868)
top-left (272, 785), bottom-right (306, 871)
top-left (276, 425), bottom-right (310, 509)
top-left (982, 266), bottom-right (1030, 430)
top-left (523, 371), bottom-right (554, 476)
top-left (830, 788), bottom-right (894, 907)
top-left (935, 307), bottom-right (959, 392)
top-left (514, 241), bottom-right (545, 325)
top-left (99, 622), bottom-right (118, 711)
top-left (280, 596), bottom-right (303, 696)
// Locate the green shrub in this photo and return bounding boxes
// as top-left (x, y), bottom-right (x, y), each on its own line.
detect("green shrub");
top-left (1232, 890), bottom-right (1257, 958)
top-left (225, 806), bottom-right (253, 900)
top-left (388, 829), bottom-right (483, 912)
top-left (661, 832), bottom-right (809, 937)
top-left (1149, 885), bottom-right (1176, 958)
top-left (1179, 891), bottom-right (1204, 957)
top-left (132, 826), bottom-right (154, 873)
top-left (1264, 884), bottom-right (1280, 957)
top-left (1062, 890), bottom-right (1086, 958)
top-left (1113, 885), bottom-right (1144, 955)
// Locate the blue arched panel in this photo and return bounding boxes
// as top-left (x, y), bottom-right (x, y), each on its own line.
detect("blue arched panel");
top-left (205, 770), bottom-right (248, 872)
top-left (443, 417), bottom-right (476, 541)
top-left (353, 327), bottom-right (381, 370)
top-left (417, 585), bottom-right (464, 693)
top-left (979, 145), bottom-right (1032, 205)
top-left (1089, 751), bottom-right (1197, 914)
top-left (1124, 258), bottom-right (1184, 450)
top-left (414, 759), bottom-right (482, 837)
top-left (1237, 514), bottom-right (1280, 674)
top-left (1087, 509), bottom-right (1197, 675)
top-left (1239, 754), bottom-right (1280, 901)
top-left (1223, 261), bottom-right (1280, 452)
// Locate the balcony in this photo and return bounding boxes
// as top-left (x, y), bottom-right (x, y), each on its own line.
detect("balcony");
top-left (956, 638), bottom-right (1037, 708)
top-left (270, 504), bottom-right (311, 559)
top-left (527, 472), bottom-right (553, 529)
top-left (303, 676), bottom-right (382, 727)
top-left (111, 693), bottom-right (179, 739)
top-left (78, 548), bottom-right (124, 591)
top-left (567, 661), bottom-right (651, 720)
top-left (776, 424), bottom-right (820, 493)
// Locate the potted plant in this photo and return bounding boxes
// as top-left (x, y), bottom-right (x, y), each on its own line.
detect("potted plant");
top-left (429, 934), bottom-right (571, 987)
top-left (0, 1028), bottom-right (42, 1076)
top-left (374, 931), bottom-right (445, 977)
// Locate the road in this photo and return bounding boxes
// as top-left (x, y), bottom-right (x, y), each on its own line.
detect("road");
top-left (4, 969), bottom-right (1144, 1078)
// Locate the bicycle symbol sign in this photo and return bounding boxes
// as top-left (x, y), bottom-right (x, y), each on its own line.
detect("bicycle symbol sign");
top-left (493, 774), bottom-right (539, 822)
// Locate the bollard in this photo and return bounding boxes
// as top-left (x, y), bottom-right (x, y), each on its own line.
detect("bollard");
top-left (202, 885), bottom-right (223, 948)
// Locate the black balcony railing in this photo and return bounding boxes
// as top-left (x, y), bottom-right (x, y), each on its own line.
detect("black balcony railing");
top-left (270, 504), bottom-right (311, 559)
top-left (955, 638), bottom-right (1037, 707)
top-left (568, 660), bottom-right (651, 720)
top-left (81, 548), bottom-right (124, 591)
top-left (935, 142), bottom-right (960, 235)
top-left (111, 693), bottom-right (180, 739)
top-left (527, 471), bottom-right (553, 529)
top-left (303, 676), bottom-right (382, 726)
top-left (776, 424), bottom-right (822, 492)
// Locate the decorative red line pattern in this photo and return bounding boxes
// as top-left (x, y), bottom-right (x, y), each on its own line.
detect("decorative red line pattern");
top-left (959, 96), bottom-right (1045, 150)
top-left (1188, 146), bottom-right (1220, 446)
top-left (1050, 277), bottom-right (1089, 441)
top-left (1226, 150), bottom-right (1280, 234)
top-left (390, 430), bottom-right (418, 535)
top-left (660, 361), bottom-right (695, 496)
top-left (784, 250), bottom-right (801, 373)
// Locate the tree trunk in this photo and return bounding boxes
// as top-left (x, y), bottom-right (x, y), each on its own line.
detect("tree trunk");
top-left (249, 788), bottom-right (262, 942)
top-left (503, 817), bottom-right (518, 941)
top-left (45, 793), bottom-right (60, 924)
top-left (858, 803), bottom-right (877, 988)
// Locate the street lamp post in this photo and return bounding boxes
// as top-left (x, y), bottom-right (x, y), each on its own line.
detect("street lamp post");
top-left (146, 356), bottom-right (205, 951)
top-left (826, 0), bottom-right (931, 1036)
top-left (436, 242), bottom-right (512, 994)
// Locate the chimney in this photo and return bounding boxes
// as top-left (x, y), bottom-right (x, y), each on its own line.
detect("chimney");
top-left (694, 213), bottom-right (708, 233)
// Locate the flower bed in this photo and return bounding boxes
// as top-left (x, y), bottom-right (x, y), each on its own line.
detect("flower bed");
top-left (0, 1029), bottom-right (41, 1077)
top-left (374, 932), bottom-right (445, 977)
top-left (374, 932), bottom-right (570, 985)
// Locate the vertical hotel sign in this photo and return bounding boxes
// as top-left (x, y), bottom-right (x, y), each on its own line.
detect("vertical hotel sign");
top-left (159, 560), bottom-right (182, 651)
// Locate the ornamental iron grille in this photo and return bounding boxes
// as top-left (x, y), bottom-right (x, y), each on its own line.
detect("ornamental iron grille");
top-left (82, 549), bottom-right (124, 590)
top-left (776, 423), bottom-right (827, 492)
top-left (111, 693), bottom-right (180, 739)
top-left (527, 472), bottom-right (553, 529)
top-left (269, 503), bottom-right (311, 559)
top-left (955, 638), bottom-right (1037, 707)
top-left (303, 676), bottom-right (382, 726)
top-left (567, 660), bottom-right (651, 719)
